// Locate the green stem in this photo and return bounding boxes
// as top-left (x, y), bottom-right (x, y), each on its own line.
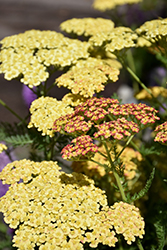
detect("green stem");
top-left (116, 134), bottom-right (134, 160)
top-left (113, 170), bottom-right (127, 202)
top-left (136, 238), bottom-right (145, 250)
top-left (126, 49), bottom-right (139, 93)
top-left (102, 140), bottom-right (127, 202)
top-left (0, 98), bottom-right (24, 122)
top-left (90, 158), bottom-right (108, 168)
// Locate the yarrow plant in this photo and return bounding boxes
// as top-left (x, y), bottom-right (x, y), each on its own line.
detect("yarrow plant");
top-left (0, 1), bottom-right (167, 250)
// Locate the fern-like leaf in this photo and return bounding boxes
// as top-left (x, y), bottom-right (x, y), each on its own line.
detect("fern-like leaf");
top-left (5, 134), bottom-right (33, 147)
top-left (130, 167), bottom-right (155, 202)
top-left (139, 145), bottom-right (161, 156)
top-left (153, 220), bottom-right (166, 250)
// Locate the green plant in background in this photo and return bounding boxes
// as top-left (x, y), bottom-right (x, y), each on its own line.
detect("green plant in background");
top-left (0, 0), bottom-right (167, 249)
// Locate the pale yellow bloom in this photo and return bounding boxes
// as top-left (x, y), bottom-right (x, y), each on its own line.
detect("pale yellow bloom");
top-left (0, 159), bottom-right (118, 249)
top-left (0, 30), bottom-right (89, 87)
top-left (89, 26), bottom-right (138, 53)
top-left (93, 0), bottom-right (142, 11)
top-left (56, 57), bottom-right (120, 97)
top-left (136, 18), bottom-right (167, 42)
top-left (136, 18), bottom-right (167, 52)
top-left (28, 96), bottom-right (73, 137)
top-left (60, 18), bottom-right (114, 37)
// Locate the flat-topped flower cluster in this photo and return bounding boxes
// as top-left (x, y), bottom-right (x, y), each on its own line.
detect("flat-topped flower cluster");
top-left (0, 160), bottom-right (144, 250)
top-left (0, 30), bottom-right (89, 88)
top-left (53, 97), bottom-right (159, 160)
top-left (92, 0), bottom-right (142, 11)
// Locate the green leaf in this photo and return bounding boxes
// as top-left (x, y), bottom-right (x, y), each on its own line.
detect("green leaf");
top-left (153, 220), bottom-right (166, 250)
top-left (5, 134), bottom-right (33, 147)
top-left (130, 167), bottom-right (155, 202)
top-left (139, 145), bottom-right (161, 156)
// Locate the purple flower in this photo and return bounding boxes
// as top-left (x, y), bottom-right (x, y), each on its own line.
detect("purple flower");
top-left (22, 85), bottom-right (37, 108)
top-left (0, 145), bottom-right (16, 197)
top-left (0, 151), bottom-right (11, 197)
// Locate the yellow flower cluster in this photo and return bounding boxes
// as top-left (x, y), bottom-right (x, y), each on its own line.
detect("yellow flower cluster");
top-left (28, 96), bottom-right (73, 137)
top-left (0, 143), bottom-right (7, 153)
top-left (71, 143), bottom-right (142, 181)
top-left (89, 27), bottom-right (138, 53)
top-left (60, 18), bottom-right (114, 37)
top-left (56, 58), bottom-right (120, 97)
top-left (0, 159), bottom-right (144, 249)
top-left (62, 93), bottom-right (88, 107)
top-left (0, 30), bottom-right (89, 88)
top-left (136, 37), bottom-right (152, 47)
top-left (135, 86), bottom-right (167, 100)
top-left (93, 0), bottom-right (142, 11)
top-left (136, 18), bottom-right (167, 43)
top-left (108, 202), bottom-right (145, 244)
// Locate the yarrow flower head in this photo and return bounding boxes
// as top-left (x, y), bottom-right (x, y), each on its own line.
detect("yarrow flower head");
top-left (136, 18), bottom-right (167, 53)
top-left (89, 26), bottom-right (138, 54)
top-left (154, 121), bottom-right (167, 144)
top-left (108, 202), bottom-right (145, 244)
top-left (28, 96), bottom-right (73, 137)
top-left (0, 159), bottom-right (144, 249)
top-left (53, 97), bottom-right (159, 146)
top-left (93, 0), bottom-right (142, 12)
top-left (94, 117), bottom-right (139, 140)
top-left (60, 17), bottom-right (115, 37)
top-left (136, 18), bottom-right (167, 42)
top-left (0, 30), bottom-right (89, 88)
top-left (56, 57), bottom-right (120, 98)
top-left (61, 135), bottom-right (98, 160)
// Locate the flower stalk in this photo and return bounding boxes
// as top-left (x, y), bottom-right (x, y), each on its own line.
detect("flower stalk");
top-left (0, 98), bottom-right (24, 122)
top-left (102, 139), bottom-right (127, 202)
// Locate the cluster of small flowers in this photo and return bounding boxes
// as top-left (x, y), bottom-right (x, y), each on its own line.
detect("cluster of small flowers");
top-left (53, 97), bottom-right (159, 144)
top-left (108, 102), bottom-right (160, 126)
top-left (154, 121), bottom-right (167, 144)
top-left (136, 18), bottom-right (167, 43)
top-left (135, 86), bottom-right (167, 100)
top-left (0, 159), bottom-right (144, 249)
top-left (108, 202), bottom-right (145, 244)
top-left (93, 0), bottom-right (142, 11)
top-left (0, 30), bottom-right (89, 88)
top-left (60, 17), bottom-right (115, 37)
top-left (94, 117), bottom-right (139, 140)
top-left (28, 96), bottom-right (73, 137)
top-left (56, 58), bottom-right (120, 98)
top-left (81, 202), bottom-right (144, 247)
top-left (53, 97), bottom-right (118, 135)
top-left (71, 143), bottom-right (142, 181)
top-left (89, 26), bottom-right (138, 53)
top-left (61, 135), bottom-right (98, 160)
top-left (0, 143), bottom-right (7, 153)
